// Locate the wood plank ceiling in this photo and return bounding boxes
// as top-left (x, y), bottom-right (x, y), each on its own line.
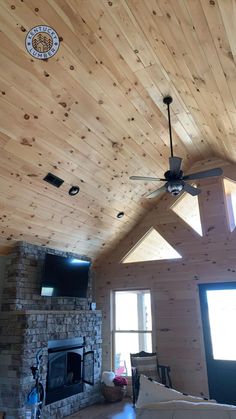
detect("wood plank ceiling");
top-left (0, 0), bottom-right (236, 259)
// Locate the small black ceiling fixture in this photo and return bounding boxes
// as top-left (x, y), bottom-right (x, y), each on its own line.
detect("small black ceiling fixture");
top-left (43, 172), bottom-right (64, 188)
top-left (117, 211), bottom-right (124, 219)
top-left (69, 186), bottom-right (80, 196)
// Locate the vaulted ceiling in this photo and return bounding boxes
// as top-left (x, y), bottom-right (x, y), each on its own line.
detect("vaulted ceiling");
top-left (0, 0), bottom-right (235, 259)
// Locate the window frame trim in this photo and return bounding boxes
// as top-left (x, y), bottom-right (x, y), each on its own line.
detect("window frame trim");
top-left (111, 289), bottom-right (153, 374)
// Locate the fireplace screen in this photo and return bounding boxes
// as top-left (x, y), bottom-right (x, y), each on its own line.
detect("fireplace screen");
top-left (48, 352), bottom-right (67, 390)
top-left (46, 337), bottom-right (94, 405)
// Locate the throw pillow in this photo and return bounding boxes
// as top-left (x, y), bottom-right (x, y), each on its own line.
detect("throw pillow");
top-left (101, 371), bottom-right (115, 387)
top-left (136, 374), bottom-right (216, 408)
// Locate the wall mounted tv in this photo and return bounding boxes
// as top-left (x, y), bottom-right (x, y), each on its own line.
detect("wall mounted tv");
top-left (41, 253), bottom-right (91, 298)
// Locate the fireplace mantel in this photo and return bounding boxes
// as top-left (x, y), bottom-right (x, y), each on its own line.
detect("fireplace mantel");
top-left (0, 309), bottom-right (101, 315)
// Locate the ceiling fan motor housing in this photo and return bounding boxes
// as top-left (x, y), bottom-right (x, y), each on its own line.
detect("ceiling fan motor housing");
top-left (164, 169), bottom-right (183, 181)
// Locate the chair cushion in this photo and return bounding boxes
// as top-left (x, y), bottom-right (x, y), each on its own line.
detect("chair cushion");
top-left (132, 356), bottom-right (160, 380)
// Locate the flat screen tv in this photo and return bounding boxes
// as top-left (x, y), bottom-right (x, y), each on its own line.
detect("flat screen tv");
top-left (41, 253), bottom-right (91, 298)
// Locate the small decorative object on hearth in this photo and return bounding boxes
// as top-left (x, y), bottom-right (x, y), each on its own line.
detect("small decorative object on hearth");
top-left (101, 371), bottom-right (115, 386)
top-left (101, 374), bottom-right (128, 403)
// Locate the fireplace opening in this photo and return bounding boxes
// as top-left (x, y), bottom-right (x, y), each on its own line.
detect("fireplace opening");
top-left (45, 337), bottom-right (94, 405)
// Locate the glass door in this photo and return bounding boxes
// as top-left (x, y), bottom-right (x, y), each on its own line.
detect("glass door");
top-left (199, 283), bottom-right (236, 404)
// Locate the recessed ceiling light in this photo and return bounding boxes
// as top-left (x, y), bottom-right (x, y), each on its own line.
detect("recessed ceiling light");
top-left (69, 186), bottom-right (80, 196)
top-left (117, 211), bottom-right (124, 219)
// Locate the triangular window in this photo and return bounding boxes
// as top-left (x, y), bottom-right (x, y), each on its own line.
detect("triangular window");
top-left (121, 227), bottom-right (182, 263)
top-left (223, 177), bottom-right (236, 232)
top-left (171, 188), bottom-right (203, 236)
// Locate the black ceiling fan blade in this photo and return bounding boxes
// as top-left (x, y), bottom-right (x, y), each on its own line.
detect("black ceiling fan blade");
top-left (183, 183), bottom-right (201, 196)
top-left (169, 157), bottom-right (182, 175)
top-left (130, 176), bottom-right (166, 181)
top-left (183, 167), bottom-right (223, 181)
top-left (146, 185), bottom-right (167, 199)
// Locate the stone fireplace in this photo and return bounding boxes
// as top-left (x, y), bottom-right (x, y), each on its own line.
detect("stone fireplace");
top-left (0, 242), bottom-right (102, 419)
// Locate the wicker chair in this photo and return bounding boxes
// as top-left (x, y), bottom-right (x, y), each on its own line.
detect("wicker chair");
top-left (130, 350), bottom-right (172, 406)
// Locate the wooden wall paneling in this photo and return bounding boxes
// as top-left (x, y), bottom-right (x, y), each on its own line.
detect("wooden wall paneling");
top-left (218, 0), bottom-right (236, 60)
top-left (103, 0), bottom-right (157, 68)
top-left (164, 1), bottom-right (235, 156)
top-left (130, 1), bottom-right (214, 153)
top-left (0, 80), bottom-right (152, 219)
top-left (96, 176), bottom-right (207, 264)
top-left (173, 1), bottom-right (236, 148)
top-left (0, 146), bottom-right (141, 255)
top-left (95, 160), bottom-right (236, 397)
top-left (132, 0), bottom-right (233, 159)
top-left (0, 9), bottom-right (172, 196)
top-left (200, 0), bottom-right (236, 112)
top-left (135, 67), bottom-right (217, 160)
top-left (85, 0), bottom-right (145, 73)
top-left (0, 141), bottom-right (134, 219)
top-left (135, 65), bottom-right (205, 162)
top-left (0, 183), bottom-right (136, 257)
top-left (0, 168), bottom-right (133, 228)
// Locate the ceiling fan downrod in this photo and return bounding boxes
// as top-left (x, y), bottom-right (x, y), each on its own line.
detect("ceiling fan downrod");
top-left (163, 96), bottom-right (174, 158)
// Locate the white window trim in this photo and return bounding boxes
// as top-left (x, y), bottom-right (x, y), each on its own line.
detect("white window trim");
top-left (112, 289), bottom-right (153, 375)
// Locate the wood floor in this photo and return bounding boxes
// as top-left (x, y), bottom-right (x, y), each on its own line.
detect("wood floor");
top-left (67, 399), bottom-right (136, 419)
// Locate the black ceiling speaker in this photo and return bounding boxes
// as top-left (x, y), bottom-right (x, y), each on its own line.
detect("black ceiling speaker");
top-left (43, 172), bottom-right (64, 188)
top-left (130, 96), bottom-right (223, 198)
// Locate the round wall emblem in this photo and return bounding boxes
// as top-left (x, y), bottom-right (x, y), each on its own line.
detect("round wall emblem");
top-left (25, 25), bottom-right (60, 59)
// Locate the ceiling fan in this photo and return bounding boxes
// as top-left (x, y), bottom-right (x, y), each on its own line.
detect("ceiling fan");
top-left (130, 96), bottom-right (223, 198)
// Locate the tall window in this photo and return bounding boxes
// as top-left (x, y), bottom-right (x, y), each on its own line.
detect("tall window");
top-left (113, 290), bottom-right (152, 376)
top-left (223, 177), bottom-right (236, 232)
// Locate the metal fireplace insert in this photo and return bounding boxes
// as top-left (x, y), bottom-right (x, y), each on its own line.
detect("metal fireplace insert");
top-left (45, 337), bottom-right (94, 405)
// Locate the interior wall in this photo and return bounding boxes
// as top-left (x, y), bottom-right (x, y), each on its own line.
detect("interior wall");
top-left (0, 256), bottom-right (7, 306)
top-left (94, 159), bottom-right (236, 398)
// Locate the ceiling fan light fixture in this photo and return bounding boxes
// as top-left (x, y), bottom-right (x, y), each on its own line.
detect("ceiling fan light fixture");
top-left (167, 182), bottom-right (183, 196)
